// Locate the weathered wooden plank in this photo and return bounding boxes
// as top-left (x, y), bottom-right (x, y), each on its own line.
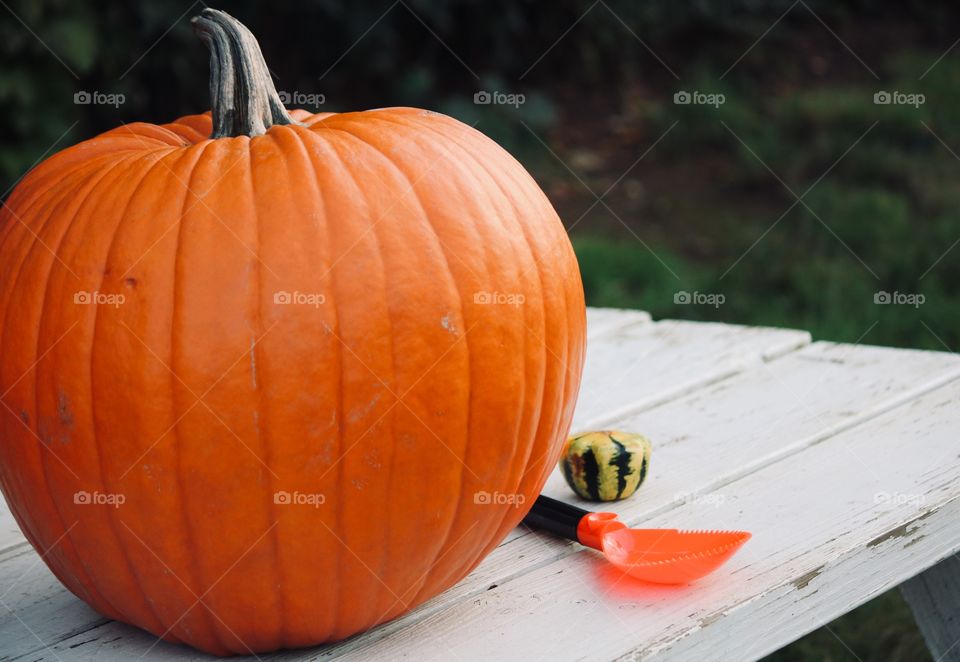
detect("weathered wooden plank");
top-left (11, 339), bottom-right (958, 661)
top-left (900, 554), bottom-right (960, 662)
top-left (574, 319), bottom-right (810, 430)
top-left (0, 496), bottom-right (23, 554)
top-left (585, 307), bottom-right (651, 339)
top-left (547, 340), bottom-right (960, 503)
top-left (0, 543), bottom-right (112, 661)
top-left (331, 374), bottom-right (960, 662)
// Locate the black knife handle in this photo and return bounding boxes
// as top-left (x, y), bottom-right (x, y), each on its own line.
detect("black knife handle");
top-left (522, 495), bottom-right (591, 543)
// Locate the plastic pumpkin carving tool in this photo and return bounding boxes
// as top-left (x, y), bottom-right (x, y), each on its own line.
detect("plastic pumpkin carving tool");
top-left (522, 495), bottom-right (751, 584)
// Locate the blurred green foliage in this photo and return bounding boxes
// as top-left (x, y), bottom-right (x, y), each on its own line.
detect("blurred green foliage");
top-left (1, 1), bottom-right (956, 659)
top-left (575, 36), bottom-right (960, 352)
top-left (765, 588), bottom-right (930, 662)
top-left (3, 0), bottom-right (937, 189)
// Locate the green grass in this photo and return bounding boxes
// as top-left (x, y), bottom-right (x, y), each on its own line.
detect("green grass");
top-left (571, 47), bottom-right (960, 354)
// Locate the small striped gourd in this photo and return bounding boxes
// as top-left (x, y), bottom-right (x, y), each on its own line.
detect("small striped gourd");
top-left (560, 431), bottom-right (652, 501)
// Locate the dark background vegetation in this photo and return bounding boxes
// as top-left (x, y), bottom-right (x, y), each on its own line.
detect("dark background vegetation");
top-left (2, 0), bottom-right (956, 659)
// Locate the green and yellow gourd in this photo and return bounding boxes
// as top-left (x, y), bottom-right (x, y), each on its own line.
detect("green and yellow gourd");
top-left (560, 431), bottom-right (652, 501)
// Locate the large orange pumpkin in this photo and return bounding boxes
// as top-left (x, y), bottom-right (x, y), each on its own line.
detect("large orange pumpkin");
top-left (0, 9), bottom-right (584, 655)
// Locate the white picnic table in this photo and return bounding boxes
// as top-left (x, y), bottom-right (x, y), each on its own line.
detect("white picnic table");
top-left (2, 307), bottom-right (960, 661)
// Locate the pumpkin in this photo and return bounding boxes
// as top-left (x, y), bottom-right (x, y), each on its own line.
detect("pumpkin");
top-left (0, 9), bottom-right (585, 656)
top-left (560, 431), bottom-right (652, 501)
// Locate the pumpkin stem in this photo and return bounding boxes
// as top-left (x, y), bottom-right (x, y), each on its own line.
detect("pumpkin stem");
top-left (191, 9), bottom-right (303, 138)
